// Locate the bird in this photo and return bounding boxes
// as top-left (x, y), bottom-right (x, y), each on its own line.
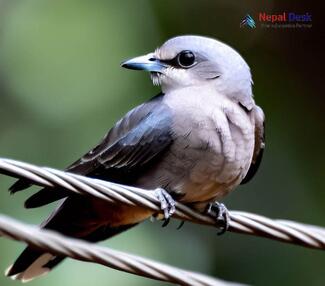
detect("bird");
top-left (5, 35), bottom-right (265, 282)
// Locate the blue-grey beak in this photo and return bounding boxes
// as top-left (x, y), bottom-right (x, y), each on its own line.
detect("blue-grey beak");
top-left (121, 53), bottom-right (166, 72)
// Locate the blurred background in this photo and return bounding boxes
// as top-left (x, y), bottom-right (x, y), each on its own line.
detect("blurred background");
top-left (0, 0), bottom-right (323, 285)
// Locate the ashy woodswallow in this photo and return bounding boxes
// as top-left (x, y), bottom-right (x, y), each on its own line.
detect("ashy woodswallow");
top-left (6, 35), bottom-right (265, 282)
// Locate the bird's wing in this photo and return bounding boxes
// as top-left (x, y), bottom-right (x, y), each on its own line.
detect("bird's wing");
top-left (241, 105), bottom-right (265, 184)
top-left (10, 93), bottom-right (174, 207)
top-left (66, 93), bottom-right (172, 178)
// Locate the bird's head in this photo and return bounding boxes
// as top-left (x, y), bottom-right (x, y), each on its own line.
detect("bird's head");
top-left (122, 35), bottom-right (254, 110)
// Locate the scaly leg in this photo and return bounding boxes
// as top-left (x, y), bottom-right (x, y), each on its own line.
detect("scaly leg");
top-left (154, 188), bottom-right (176, 222)
top-left (206, 202), bottom-right (230, 235)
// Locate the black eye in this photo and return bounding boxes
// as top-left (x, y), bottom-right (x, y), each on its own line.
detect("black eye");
top-left (177, 50), bottom-right (195, 68)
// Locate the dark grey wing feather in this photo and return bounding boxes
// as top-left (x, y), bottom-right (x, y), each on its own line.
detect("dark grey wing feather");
top-left (97, 109), bottom-right (172, 169)
top-left (241, 106), bottom-right (265, 184)
top-left (14, 94), bottom-right (173, 207)
top-left (65, 93), bottom-right (169, 174)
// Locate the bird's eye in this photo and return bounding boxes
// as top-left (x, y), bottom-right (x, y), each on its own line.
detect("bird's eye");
top-left (177, 50), bottom-right (196, 68)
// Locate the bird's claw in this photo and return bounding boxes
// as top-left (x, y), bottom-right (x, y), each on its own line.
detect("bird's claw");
top-left (206, 202), bottom-right (230, 235)
top-left (154, 188), bottom-right (176, 221)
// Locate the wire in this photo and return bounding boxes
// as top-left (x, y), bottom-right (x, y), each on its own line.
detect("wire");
top-left (0, 157), bottom-right (324, 285)
top-left (0, 158), bottom-right (324, 250)
top-left (0, 215), bottom-right (245, 286)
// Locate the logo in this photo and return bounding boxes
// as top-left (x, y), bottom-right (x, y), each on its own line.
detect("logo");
top-left (240, 14), bottom-right (256, 28)
top-left (240, 12), bottom-right (312, 29)
top-left (259, 12), bottom-right (312, 23)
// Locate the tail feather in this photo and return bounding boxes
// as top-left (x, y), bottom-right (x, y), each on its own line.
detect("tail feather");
top-left (24, 188), bottom-right (69, 209)
top-left (5, 247), bottom-right (55, 283)
top-left (5, 223), bottom-right (137, 282)
top-left (9, 179), bottom-right (32, 194)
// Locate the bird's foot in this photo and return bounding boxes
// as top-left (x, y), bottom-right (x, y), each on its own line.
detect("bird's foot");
top-left (154, 188), bottom-right (176, 225)
top-left (206, 202), bottom-right (230, 235)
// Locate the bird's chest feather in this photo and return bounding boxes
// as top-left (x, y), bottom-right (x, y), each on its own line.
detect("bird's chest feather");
top-left (160, 89), bottom-right (255, 202)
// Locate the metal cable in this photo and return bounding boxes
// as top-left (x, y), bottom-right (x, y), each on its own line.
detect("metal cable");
top-left (0, 157), bottom-right (324, 251)
top-left (0, 215), bottom-right (245, 286)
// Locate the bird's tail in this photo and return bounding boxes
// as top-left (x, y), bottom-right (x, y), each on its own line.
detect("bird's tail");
top-left (5, 247), bottom-right (60, 283)
top-left (5, 223), bottom-right (136, 282)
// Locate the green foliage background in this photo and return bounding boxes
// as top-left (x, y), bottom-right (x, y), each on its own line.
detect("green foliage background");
top-left (0, 1), bottom-right (323, 285)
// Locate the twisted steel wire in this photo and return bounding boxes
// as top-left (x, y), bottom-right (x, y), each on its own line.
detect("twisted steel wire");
top-left (0, 157), bottom-right (324, 250)
top-left (0, 215), bottom-right (244, 286)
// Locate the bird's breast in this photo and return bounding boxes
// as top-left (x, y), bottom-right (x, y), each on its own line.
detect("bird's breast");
top-left (156, 89), bottom-right (256, 203)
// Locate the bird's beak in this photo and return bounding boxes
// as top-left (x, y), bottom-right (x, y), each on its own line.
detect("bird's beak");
top-left (121, 53), bottom-right (166, 72)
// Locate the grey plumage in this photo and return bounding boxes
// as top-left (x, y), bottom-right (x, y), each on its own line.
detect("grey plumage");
top-left (6, 35), bottom-right (265, 282)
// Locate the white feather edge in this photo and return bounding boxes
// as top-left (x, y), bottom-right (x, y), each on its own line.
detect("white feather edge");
top-left (5, 253), bottom-right (53, 283)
